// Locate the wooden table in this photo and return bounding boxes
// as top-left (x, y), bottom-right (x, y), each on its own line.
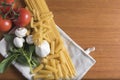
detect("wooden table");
top-left (0, 0), bottom-right (120, 79)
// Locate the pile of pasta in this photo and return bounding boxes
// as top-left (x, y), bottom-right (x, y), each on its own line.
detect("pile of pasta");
top-left (24, 0), bottom-right (76, 79)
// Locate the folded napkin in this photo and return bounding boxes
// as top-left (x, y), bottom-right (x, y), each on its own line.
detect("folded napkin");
top-left (0, 26), bottom-right (96, 80)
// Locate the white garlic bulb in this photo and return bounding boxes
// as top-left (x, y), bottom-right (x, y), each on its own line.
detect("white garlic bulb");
top-left (13, 37), bottom-right (25, 48)
top-left (26, 35), bottom-right (34, 44)
top-left (35, 40), bottom-right (50, 57)
top-left (15, 28), bottom-right (27, 37)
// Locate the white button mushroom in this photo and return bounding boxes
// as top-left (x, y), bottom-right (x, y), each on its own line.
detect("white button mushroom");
top-left (26, 35), bottom-right (34, 44)
top-left (35, 40), bottom-right (50, 57)
top-left (15, 28), bottom-right (27, 37)
top-left (13, 37), bottom-right (25, 48)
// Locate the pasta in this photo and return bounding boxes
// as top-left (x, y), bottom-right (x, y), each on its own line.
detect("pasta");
top-left (24, 0), bottom-right (76, 79)
top-left (57, 64), bottom-right (63, 78)
top-left (34, 74), bottom-right (54, 79)
top-left (33, 64), bottom-right (44, 73)
top-left (38, 70), bottom-right (52, 74)
top-left (50, 41), bottom-right (55, 54)
top-left (45, 65), bottom-right (57, 73)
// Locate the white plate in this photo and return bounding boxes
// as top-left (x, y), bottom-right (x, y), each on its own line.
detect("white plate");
top-left (0, 26), bottom-right (96, 80)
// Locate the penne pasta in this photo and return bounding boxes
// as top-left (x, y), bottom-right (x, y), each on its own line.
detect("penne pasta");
top-left (57, 64), bottom-right (63, 78)
top-left (45, 65), bottom-right (57, 73)
top-left (47, 54), bottom-right (59, 59)
top-left (33, 64), bottom-right (44, 73)
top-left (34, 74), bottom-right (54, 79)
top-left (38, 70), bottom-right (52, 74)
top-left (50, 41), bottom-right (55, 54)
top-left (60, 51), bottom-right (66, 63)
top-left (24, 0), bottom-right (76, 79)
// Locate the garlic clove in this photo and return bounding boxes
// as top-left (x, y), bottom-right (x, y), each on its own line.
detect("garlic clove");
top-left (35, 40), bottom-right (50, 57)
top-left (15, 28), bottom-right (27, 37)
top-left (13, 37), bottom-right (25, 48)
top-left (26, 35), bottom-right (34, 44)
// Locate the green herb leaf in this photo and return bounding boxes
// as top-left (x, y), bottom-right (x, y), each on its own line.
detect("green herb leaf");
top-left (4, 34), bottom-right (14, 43)
top-left (28, 45), bottom-right (35, 59)
top-left (16, 55), bottom-right (29, 66)
top-left (4, 34), bottom-right (15, 50)
top-left (31, 57), bottom-right (40, 67)
top-left (0, 54), bottom-right (19, 73)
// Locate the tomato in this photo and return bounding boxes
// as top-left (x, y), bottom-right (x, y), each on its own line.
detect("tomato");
top-left (0, 0), bottom-right (14, 4)
top-left (0, 17), bottom-right (12, 32)
top-left (0, 0), bottom-right (17, 13)
top-left (14, 8), bottom-right (31, 27)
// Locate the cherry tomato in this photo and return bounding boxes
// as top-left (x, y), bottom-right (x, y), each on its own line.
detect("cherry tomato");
top-left (0, 17), bottom-right (12, 32)
top-left (0, 0), bottom-right (17, 13)
top-left (14, 8), bottom-right (31, 27)
top-left (0, 0), bottom-right (14, 4)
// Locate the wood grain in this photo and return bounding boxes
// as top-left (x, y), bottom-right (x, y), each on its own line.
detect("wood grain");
top-left (0, 0), bottom-right (120, 79)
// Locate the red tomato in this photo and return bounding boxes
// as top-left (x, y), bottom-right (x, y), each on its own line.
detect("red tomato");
top-left (0, 0), bottom-right (14, 4)
top-left (0, 0), bottom-right (16, 13)
top-left (14, 8), bottom-right (31, 27)
top-left (0, 17), bottom-right (12, 32)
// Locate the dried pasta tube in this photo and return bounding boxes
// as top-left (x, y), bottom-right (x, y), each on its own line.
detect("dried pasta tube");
top-left (50, 59), bottom-right (56, 68)
top-left (57, 64), bottom-right (63, 78)
top-left (25, 0), bottom-right (32, 11)
top-left (41, 58), bottom-right (48, 64)
top-left (32, 9), bottom-right (37, 21)
top-left (50, 41), bottom-right (55, 54)
top-left (61, 63), bottom-right (67, 76)
top-left (43, 35), bottom-right (51, 43)
top-left (47, 54), bottom-right (59, 59)
top-left (30, 17), bottom-right (34, 28)
top-left (36, 11), bottom-right (40, 21)
top-left (63, 63), bottom-right (69, 75)
top-left (54, 72), bottom-right (59, 80)
top-left (63, 50), bottom-right (76, 76)
top-left (34, 21), bottom-right (42, 27)
top-left (30, 0), bottom-right (38, 11)
top-left (55, 41), bottom-right (62, 53)
top-left (40, 26), bottom-right (43, 44)
top-left (38, 70), bottom-right (52, 74)
top-left (43, 28), bottom-right (47, 33)
top-left (33, 64), bottom-right (44, 73)
top-left (45, 65), bottom-right (57, 73)
top-left (59, 51), bottom-right (66, 63)
top-left (34, 74), bottom-right (54, 79)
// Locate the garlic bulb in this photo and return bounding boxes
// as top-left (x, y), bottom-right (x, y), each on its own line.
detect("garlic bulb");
top-left (13, 37), bottom-right (25, 48)
top-left (15, 28), bottom-right (27, 37)
top-left (35, 40), bottom-right (50, 57)
top-left (26, 35), bottom-right (34, 44)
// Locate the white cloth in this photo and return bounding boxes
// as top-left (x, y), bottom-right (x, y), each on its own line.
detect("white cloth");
top-left (0, 26), bottom-right (96, 80)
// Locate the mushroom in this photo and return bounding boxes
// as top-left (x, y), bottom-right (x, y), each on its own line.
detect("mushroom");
top-left (26, 35), bottom-right (34, 44)
top-left (15, 28), bottom-right (27, 37)
top-left (13, 37), bottom-right (25, 48)
top-left (35, 40), bottom-right (50, 57)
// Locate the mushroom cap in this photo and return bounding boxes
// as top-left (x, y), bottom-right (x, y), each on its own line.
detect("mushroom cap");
top-left (35, 40), bottom-right (50, 57)
top-left (26, 35), bottom-right (34, 44)
top-left (13, 37), bottom-right (25, 48)
top-left (15, 28), bottom-right (27, 37)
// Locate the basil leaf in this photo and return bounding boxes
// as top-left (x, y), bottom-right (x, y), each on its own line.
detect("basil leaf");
top-left (4, 34), bottom-right (15, 50)
top-left (4, 34), bottom-right (14, 43)
top-left (0, 54), bottom-right (19, 73)
top-left (31, 57), bottom-right (40, 67)
top-left (16, 55), bottom-right (29, 66)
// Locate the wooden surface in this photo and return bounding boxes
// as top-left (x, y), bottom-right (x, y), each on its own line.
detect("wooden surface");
top-left (0, 0), bottom-right (120, 79)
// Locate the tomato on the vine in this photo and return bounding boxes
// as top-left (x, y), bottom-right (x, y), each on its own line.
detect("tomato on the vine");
top-left (0, 0), bottom-right (17, 13)
top-left (0, 16), bottom-right (12, 32)
top-left (14, 8), bottom-right (31, 27)
top-left (0, 0), bottom-right (14, 4)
